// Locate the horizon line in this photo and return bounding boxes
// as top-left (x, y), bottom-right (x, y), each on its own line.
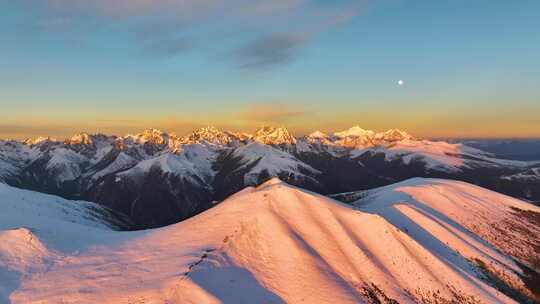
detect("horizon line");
top-left (2, 125), bottom-right (540, 142)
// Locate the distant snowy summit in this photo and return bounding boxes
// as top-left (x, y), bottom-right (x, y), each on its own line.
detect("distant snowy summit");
top-left (23, 136), bottom-right (58, 146)
top-left (19, 125), bottom-right (415, 150)
top-left (2, 125), bottom-right (539, 229)
top-left (253, 126), bottom-right (297, 145)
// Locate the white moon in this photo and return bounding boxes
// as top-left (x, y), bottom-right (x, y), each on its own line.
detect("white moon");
top-left (398, 80), bottom-right (404, 86)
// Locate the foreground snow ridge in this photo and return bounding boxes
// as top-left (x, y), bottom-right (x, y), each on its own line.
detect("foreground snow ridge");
top-left (1, 178), bottom-right (539, 303)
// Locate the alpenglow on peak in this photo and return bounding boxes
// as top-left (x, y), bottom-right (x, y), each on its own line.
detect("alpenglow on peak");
top-left (333, 126), bottom-right (375, 138)
top-left (252, 126), bottom-right (297, 145)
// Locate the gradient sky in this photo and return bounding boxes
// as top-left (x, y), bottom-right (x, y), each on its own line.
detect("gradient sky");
top-left (1, 0), bottom-right (539, 140)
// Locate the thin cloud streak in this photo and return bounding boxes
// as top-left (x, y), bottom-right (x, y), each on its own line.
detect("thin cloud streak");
top-left (141, 37), bottom-right (194, 58)
top-left (234, 34), bottom-right (306, 68)
top-left (17, 0), bottom-right (361, 68)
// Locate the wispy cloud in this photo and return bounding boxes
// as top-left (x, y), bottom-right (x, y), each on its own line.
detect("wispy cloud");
top-left (17, 0), bottom-right (361, 67)
top-left (234, 34), bottom-right (305, 68)
top-left (141, 37), bottom-right (194, 58)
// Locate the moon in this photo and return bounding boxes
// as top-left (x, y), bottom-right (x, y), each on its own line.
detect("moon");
top-left (398, 80), bottom-right (404, 86)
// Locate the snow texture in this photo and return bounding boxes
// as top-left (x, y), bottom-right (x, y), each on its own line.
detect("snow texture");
top-left (1, 178), bottom-right (539, 303)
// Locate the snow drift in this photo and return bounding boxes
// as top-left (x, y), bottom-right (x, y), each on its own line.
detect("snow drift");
top-left (1, 178), bottom-right (539, 303)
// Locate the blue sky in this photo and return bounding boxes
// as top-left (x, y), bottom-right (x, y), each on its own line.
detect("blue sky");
top-left (1, 0), bottom-right (539, 139)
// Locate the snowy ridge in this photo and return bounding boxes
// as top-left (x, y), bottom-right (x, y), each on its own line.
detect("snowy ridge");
top-left (2, 178), bottom-right (539, 303)
top-left (331, 126), bottom-right (413, 147)
top-left (231, 142), bottom-right (320, 186)
top-left (44, 148), bottom-right (87, 182)
top-left (15, 125), bottom-right (536, 175)
top-left (502, 167), bottom-right (540, 182)
top-left (355, 178), bottom-right (540, 300)
top-left (0, 141), bottom-right (33, 182)
top-left (87, 152), bottom-right (137, 181)
top-left (0, 183), bottom-right (120, 232)
top-left (0, 184), bottom-right (129, 303)
top-left (3, 126), bottom-right (539, 228)
top-left (375, 128), bottom-right (414, 142)
top-left (119, 153), bottom-right (208, 186)
top-left (124, 128), bottom-right (169, 145)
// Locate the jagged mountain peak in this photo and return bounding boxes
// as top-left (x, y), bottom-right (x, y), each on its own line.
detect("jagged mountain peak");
top-left (194, 125), bottom-right (221, 134)
top-left (126, 128), bottom-right (170, 145)
top-left (180, 126), bottom-right (233, 145)
top-left (5, 126), bottom-right (420, 148)
top-left (24, 136), bottom-right (58, 146)
top-left (141, 128), bottom-right (167, 137)
top-left (67, 132), bottom-right (93, 145)
top-left (226, 131), bottom-right (253, 141)
top-left (253, 126), bottom-right (296, 145)
top-left (1, 124), bottom-right (539, 232)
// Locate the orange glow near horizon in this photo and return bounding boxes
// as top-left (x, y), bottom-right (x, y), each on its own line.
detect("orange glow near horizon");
top-left (2, 111), bottom-right (540, 141)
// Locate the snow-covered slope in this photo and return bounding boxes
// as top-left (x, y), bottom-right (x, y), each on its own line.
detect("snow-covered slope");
top-left (349, 137), bottom-right (532, 173)
top-left (230, 142), bottom-right (321, 186)
top-left (2, 126), bottom-right (540, 229)
top-left (3, 178), bottom-right (539, 303)
top-left (0, 183), bottom-right (129, 303)
top-left (44, 148), bottom-right (88, 183)
top-left (320, 126), bottom-right (533, 173)
top-left (354, 178), bottom-right (540, 302)
top-left (502, 167), bottom-right (540, 182)
top-left (0, 183), bottom-right (122, 232)
top-left (0, 141), bottom-right (34, 183)
top-left (354, 139), bottom-right (485, 172)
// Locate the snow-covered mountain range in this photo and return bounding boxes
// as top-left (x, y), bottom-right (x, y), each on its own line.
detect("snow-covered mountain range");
top-left (1, 126), bottom-right (539, 228)
top-left (1, 178), bottom-right (538, 303)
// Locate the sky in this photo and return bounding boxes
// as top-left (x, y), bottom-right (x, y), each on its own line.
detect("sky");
top-left (1, 0), bottom-right (539, 140)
